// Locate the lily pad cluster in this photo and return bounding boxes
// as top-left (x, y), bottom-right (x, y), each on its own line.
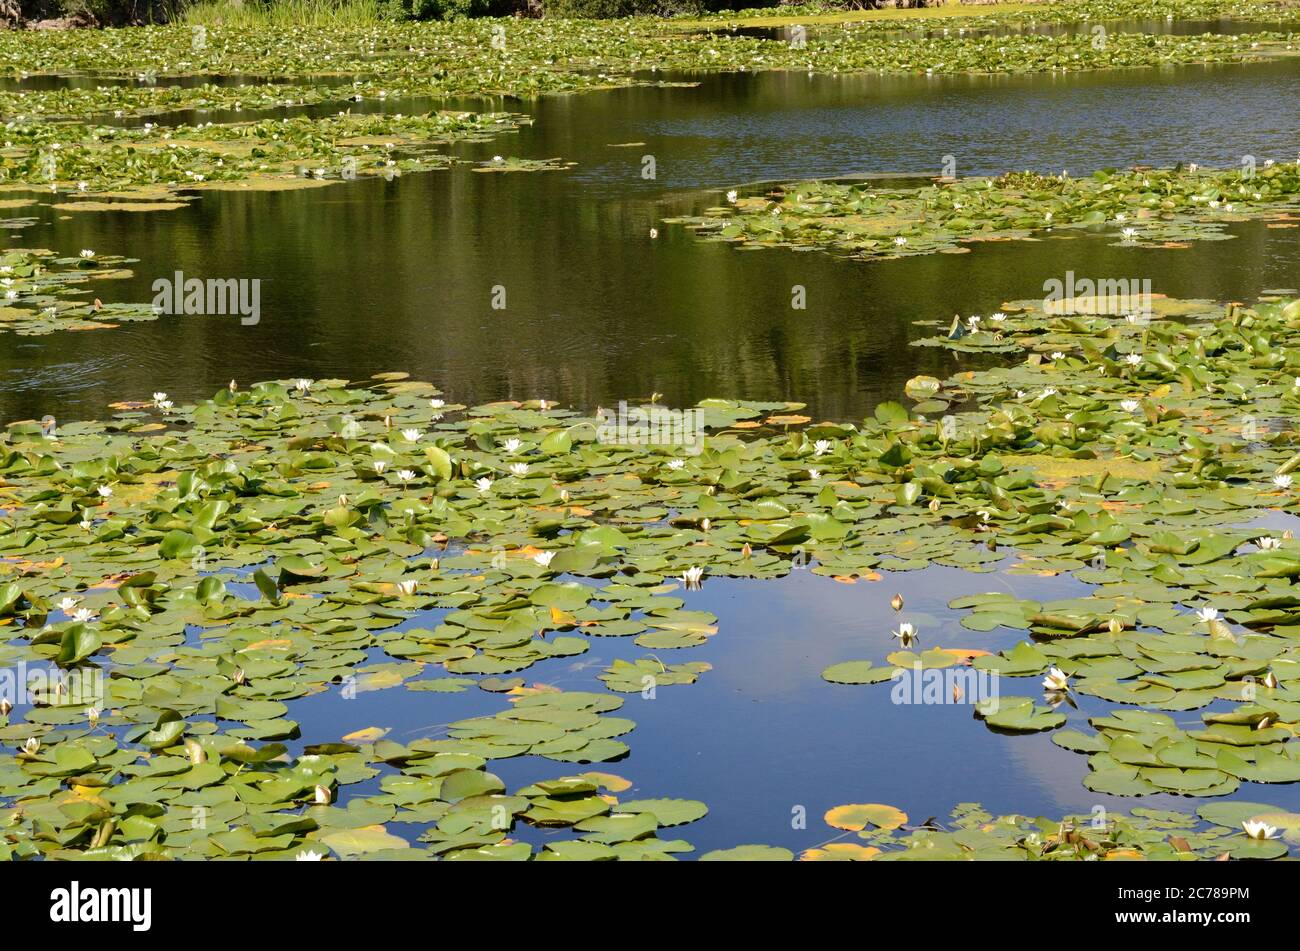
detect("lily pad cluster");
top-left (0, 247), bottom-right (152, 335)
top-left (678, 163), bottom-right (1300, 262)
top-left (1, 110), bottom-right (526, 199)
top-left (805, 800), bottom-right (1290, 860)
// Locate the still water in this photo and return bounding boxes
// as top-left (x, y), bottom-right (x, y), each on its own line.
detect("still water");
top-left (2, 59), bottom-right (1298, 425)
top-left (4, 58), bottom-right (1300, 852)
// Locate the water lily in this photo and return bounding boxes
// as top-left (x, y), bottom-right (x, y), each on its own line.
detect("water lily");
top-left (1124, 354), bottom-right (1143, 367)
top-left (57, 596), bottom-right (79, 613)
top-left (79, 249), bottom-right (95, 258)
top-left (70, 607), bottom-right (96, 624)
top-left (1050, 351), bottom-right (1065, 361)
top-left (1120, 227), bottom-right (1139, 240)
top-left (893, 236), bottom-right (907, 246)
top-left (891, 593), bottom-right (904, 612)
top-left (990, 312), bottom-right (1006, 322)
top-left (475, 477), bottom-right (494, 493)
top-left (314, 784), bottom-right (332, 805)
top-left (1257, 536), bottom-right (1282, 550)
top-left (807, 469), bottom-right (820, 480)
top-left (401, 428), bottom-right (421, 442)
top-left (396, 579), bottom-right (417, 596)
top-left (295, 379), bottom-right (312, 394)
top-left (1120, 399), bottom-right (1140, 412)
top-left (1042, 667), bottom-right (1070, 693)
top-left (533, 551), bottom-right (555, 568)
top-left (1195, 607), bottom-right (1219, 623)
top-left (96, 485), bottom-right (112, 498)
top-left (395, 469), bottom-right (416, 486)
top-left (429, 398), bottom-right (445, 409)
top-left (22, 738), bottom-right (39, 755)
top-left (1274, 475), bottom-right (1293, 490)
top-left (1243, 820), bottom-right (1279, 840)
top-left (86, 706), bottom-right (100, 724)
top-left (681, 566), bottom-right (704, 591)
top-left (372, 460), bottom-right (387, 475)
top-left (152, 391), bottom-right (168, 403)
top-left (726, 189), bottom-right (738, 203)
top-left (296, 850), bottom-right (325, 861)
top-left (812, 439), bottom-right (832, 456)
top-left (892, 622), bottom-right (918, 648)
top-left (666, 459), bottom-right (686, 471)
top-left (509, 462), bottom-right (530, 476)
top-left (502, 437), bottom-right (522, 454)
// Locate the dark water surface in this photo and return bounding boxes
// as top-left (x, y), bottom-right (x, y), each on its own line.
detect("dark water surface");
top-left (3, 60), bottom-right (1300, 853)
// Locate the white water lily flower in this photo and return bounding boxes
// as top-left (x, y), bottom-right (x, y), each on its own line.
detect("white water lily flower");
top-left (1257, 536), bottom-right (1282, 550)
top-left (726, 189), bottom-right (738, 203)
top-left (1120, 399), bottom-right (1140, 412)
top-left (966, 315), bottom-right (981, 331)
top-left (1125, 353), bottom-right (1143, 366)
top-left (157, 400), bottom-right (173, 412)
top-left (1274, 475), bottom-right (1294, 489)
top-left (502, 438), bottom-right (522, 454)
top-left (893, 236), bottom-right (907, 246)
top-left (152, 392), bottom-right (169, 404)
top-left (533, 551), bottom-right (555, 568)
top-left (396, 579), bottom-right (417, 596)
top-left (96, 485), bottom-right (112, 498)
top-left (892, 622), bottom-right (918, 648)
top-left (812, 439), bottom-right (832, 457)
top-left (1243, 819), bottom-right (1279, 840)
top-left (681, 566), bottom-right (704, 591)
top-left (649, 227), bottom-right (658, 239)
top-left (509, 462), bottom-right (530, 476)
top-left (296, 850), bottom-right (325, 861)
top-left (1050, 351), bottom-right (1066, 361)
top-left (1195, 607), bottom-right (1219, 623)
top-left (22, 737), bottom-right (39, 755)
top-left (990, 312), bottom-right (1007, 322)
top-left (86, 706), bottom-right (100, 723)
top-left (1042, 667), bottom-right (1070, 693)
top-left (372, 460), bottom-right (387, 475)
top-left (429, 398), bottom-right (445, 409)
top-left (57, 597), bottom-right (79, 613)
top-left (401, 429), bottom-right (421, 443)
top-left (395, 469), bottom-right (415, 484)
top-left (1120, 227), bottom-right (1139, 239)
top-left (295, 379), bottom-right (312, 394)
top-left (475, 477), bottom-right (494, 493)
top-left (314, 784), bottom-right (332, 805)
top-left (666, 459), bottom-right (686, 471)
top-left (808, 469), bottom-right (820, 480)
top-left (79, 249), bottom-right (95, 258)
top-left (71, 608), bottom-right (97, 624)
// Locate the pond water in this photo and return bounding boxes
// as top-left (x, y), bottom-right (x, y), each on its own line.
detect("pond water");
top-left (4, 56), bottom-right (1300, 853)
